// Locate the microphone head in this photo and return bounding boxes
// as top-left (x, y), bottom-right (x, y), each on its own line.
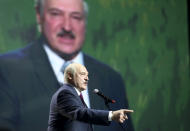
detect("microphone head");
top-left (93, 89), bottom-right (99, 94)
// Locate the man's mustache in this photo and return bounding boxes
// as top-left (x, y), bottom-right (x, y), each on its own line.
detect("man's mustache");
top-left (57, 29), bottom-right (75, 39)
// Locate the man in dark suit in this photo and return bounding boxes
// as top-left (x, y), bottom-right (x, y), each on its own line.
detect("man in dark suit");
top-left (0, 0), bottom-right (134, 130)
top-left (48, 63), bottom-right (133, 131)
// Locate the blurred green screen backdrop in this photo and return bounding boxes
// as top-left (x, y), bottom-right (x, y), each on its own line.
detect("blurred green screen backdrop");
top-left (0, 0), bottom-right (189, 130)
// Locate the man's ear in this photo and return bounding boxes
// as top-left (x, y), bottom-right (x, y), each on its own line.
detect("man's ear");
top-left (35, 6), bottom-right (43, 32)
top-left (67, 72), bottom-right (73, 80)
top-left (35, 6), bottom-right (41, 23)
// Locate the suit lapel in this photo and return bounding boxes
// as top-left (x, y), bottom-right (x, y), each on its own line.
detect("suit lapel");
top-left (29, 37), bottom-right (60, 95)
top-left (64, 84), bottom-right (86, 107)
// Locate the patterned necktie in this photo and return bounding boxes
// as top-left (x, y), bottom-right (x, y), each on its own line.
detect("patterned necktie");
top-left (79, 93), bottom-right (88, 108)
top-left (59, 61), bottom-right (72, 86)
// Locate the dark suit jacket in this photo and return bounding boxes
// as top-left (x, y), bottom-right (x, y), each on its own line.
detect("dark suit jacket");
top-left (0, 36), bottom-right (134, 131)
top-left (48, 84), bottom-right (110, 131)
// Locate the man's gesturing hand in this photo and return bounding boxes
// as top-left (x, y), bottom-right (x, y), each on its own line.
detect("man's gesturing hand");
top-left (111, 109), bottom-right (134, 123)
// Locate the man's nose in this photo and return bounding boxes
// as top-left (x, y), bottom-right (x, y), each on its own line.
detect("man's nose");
top-left (85, 76), bottom-right (89, 81)
top-left (62, 16), bottom-right (72, 31)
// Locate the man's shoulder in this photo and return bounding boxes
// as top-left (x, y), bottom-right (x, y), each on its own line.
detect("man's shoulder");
top-left (54, 84), bottom-right (75, 97)
top-left (0, 38), bottom-right (43, 64)
top-left (0, 39), bottom-right (39, 58)
top-left (55, 84), bottom-right (73, 92)
top-left (60, 84), bottom-right (75, 93)
top-left (0, 44), bottom-right (31, 61)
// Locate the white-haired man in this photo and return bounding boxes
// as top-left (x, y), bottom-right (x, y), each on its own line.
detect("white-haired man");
top-left (48, 63), bottom-right (133, 131)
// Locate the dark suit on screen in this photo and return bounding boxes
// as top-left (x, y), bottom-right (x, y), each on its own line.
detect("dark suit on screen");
top-left (48, 84), bottom-right (110, 131)
top-left (0, 36), bottom-right (134, 131)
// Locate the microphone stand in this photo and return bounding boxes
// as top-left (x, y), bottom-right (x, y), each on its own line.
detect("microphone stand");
top-left (104, 100), bottom-right (126, 131)
top-left (104, 100), bottom-right (111, 110)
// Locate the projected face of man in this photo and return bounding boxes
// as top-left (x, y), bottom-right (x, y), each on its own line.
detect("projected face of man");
top-left (73, 64), bottom-right (88, 92)
top-left (36, 0), bottom-right (86, 59)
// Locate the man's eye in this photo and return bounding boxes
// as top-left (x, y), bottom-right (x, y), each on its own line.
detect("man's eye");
top-left (73, 16), bottom-right (83, 20)
top-left (80, 73), bottom-right (85, 75)
top-left (50, 12), bottom-right (60, 16)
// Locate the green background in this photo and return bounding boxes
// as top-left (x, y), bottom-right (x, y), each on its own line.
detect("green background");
top-left (0, 0), bottom-right (189, 130)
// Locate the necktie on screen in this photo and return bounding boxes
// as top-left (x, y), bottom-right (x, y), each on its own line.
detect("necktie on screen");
top-left (79, 93), bottom-right (88, 108)
top-left (61, 61), bottom-right (72, 73)
top-left (59, 61), bottom-right (72, 86)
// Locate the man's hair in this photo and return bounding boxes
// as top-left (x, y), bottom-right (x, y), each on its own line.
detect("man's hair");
top-left (34, 0), bottom-right (89, 17)
top-left (64, 63), bottom-right (81, 84)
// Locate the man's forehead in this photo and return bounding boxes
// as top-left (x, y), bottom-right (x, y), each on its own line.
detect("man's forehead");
top-left (77, 65), bottom-right (88, 73)
top-left (45, 0), bottom-right (84, 11)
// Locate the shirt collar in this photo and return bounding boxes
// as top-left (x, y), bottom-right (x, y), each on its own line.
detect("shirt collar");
top-left (43, 44), bottom-right (84, 77)
top-left (74, 87), bottom-right (81, 96)
top-left (65, 83), bottom-right (81, 95)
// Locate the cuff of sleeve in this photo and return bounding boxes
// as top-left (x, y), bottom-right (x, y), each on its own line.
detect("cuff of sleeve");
top-left (108, 111), bottom-right (113, 121)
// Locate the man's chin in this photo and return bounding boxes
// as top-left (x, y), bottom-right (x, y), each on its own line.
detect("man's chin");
top-left (55, 49), bottom-right (80, 61)
top-left (44, 41), bottom-right (81, 60)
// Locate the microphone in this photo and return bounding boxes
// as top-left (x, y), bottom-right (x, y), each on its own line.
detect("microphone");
top-left (93, 89), bottom-right (116, 103)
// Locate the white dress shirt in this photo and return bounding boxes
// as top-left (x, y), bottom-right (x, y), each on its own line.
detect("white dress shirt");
top-left (43, 44), bottom-right (91, 108)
